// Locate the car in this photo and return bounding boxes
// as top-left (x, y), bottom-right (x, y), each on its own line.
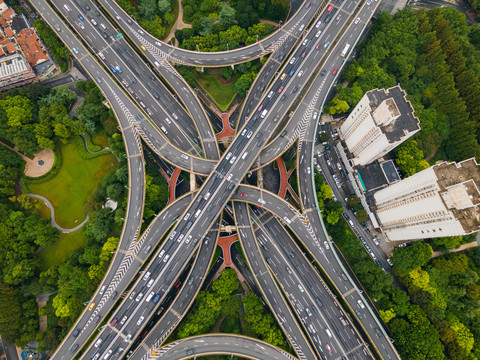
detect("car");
top-left (305, 1), bottom-right (311, 7)
top-left (258, 198), bottom-right (266, 205)
top-left (240, 193), bottom-right (248, 197)
top-left (110, 66), bottom-right (116, 74)
top-left (72, 328), bottom-right (80, 337)
top-left (141, 45), bottom-right (147, 51)
top-left (324, 241), bottom-right (330, 249)
top-left (324, 41), bottom-right (330, 49)
top-left (355, 309), bottom-right (363, 319)
top-left (358, 300), bottom-right (365, 309)
top-left (115, 66), bottom-right (123, 74)
top-left (280, 73), bottom-right (287, 80)
top-left (94, 339), bottom-right (103, 347)
top-left (141, 330), bottom-right (148, 338)
top-left (355, 17), bottom-right (360, 24)
top-left (136, 316), bottom-right (144, 326)
top-left (315, 20), bottom-right (322, 28)
top-left (286, 266), bottom-right (292, 274)
top-left (316, 42), bottom-right (322, 50)
top-left (289, 68), bottom-right (296, 76)
top-left (124, 334), bottom-right (132, 342)
top-left (78, 14), bottom-right (84, 21)
top-left (316, 30), bottom-right (322, 38)
top-left (88, 302), bottom-right (95, 310)
top-left (246, 131), bottom-right (253, 138)
top-left (332, 68), bottom-right (338, 75)
top-left (129, 291), bottom-right (136, 299)
top-left (289, 57), bottom-right (296, 64)
top-left (91, 18), bottom-right (97, 26)
top-left (85, 5), bottom-right (90, 10)
top-left (258, 104), bottom-right (264, 111)
top-left (78, 22), bottom-right (84, 29)
top-left (230, 156), bottom-right (237, 164)
top-left (306, 166), bottom-right (310, 174)
top-left (135, 293), bottom-right (143, 301)
top-left (298, 284), bottom-right (305, 292)
top-left (153, 294), bottom-right (160, 303)
top-left (120, 316), bottom-right (128, 325)
top-left (375, 328), bottom-right (383, 338)
top-left (175, 280), bottom-right (182, 289)
top-left (110, 318), bottom-right (118, 327)
top-left (325, 344), bottom-right (332, 353)
top-left (292, 86), bottom-right (299, 93)
top-left (278, 86), bottom-right (284, 93)
top-left (301, 50), bottom-right (307, 57)
top-left (327, 4), bottom-right (334, 11)
top-left (281, 94), bottom-right (287, 101)
top-left (72, 47), bottom-right (79, 54)
top-left (302, 39), bottom-right (309, 46)
top-left (387, 258), bottom-right (393, 267)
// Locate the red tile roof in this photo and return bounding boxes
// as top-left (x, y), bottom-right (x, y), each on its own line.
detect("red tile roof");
top-left (17, 28), bottom-right (49, 66)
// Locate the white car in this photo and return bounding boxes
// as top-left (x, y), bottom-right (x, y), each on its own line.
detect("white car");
top-left (258, 198), bottom-right (266, 205)
top-left (289, 57), bottom-right (296, 64)
top-left (355, 17), bottom-right (360, 24)
top-left (136, 316), bottom-right (144, 326)
top-left (324, 241), bottom-right (330, 249)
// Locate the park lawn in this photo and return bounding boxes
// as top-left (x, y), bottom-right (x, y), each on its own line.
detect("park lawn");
top-left (26, 139), bottom-right (117, 228)
top-left (39, 229), bottom-right (86, 270)
top-left (196, 74), bottom-right (237, 112)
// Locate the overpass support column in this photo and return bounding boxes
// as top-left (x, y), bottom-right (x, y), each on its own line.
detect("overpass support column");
top-left (190, 173), bottom-right (196, 191)
top-left (257, 167), bottom-right (264, 189)
top-left (195, 66), bottom-right (204, 73)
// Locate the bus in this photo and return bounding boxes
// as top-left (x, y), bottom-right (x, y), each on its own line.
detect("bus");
top-left (341, 43), bottom-right (351, 57)
top-left (327, 4), bottom-right (334, 12)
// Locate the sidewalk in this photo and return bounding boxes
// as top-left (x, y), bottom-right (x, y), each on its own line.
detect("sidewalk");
top-left (431, 240), bottom-right (479, 259)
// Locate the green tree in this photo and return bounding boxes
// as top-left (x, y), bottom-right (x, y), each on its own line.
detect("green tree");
top-left (234, 72), bottom-right (256, 97)
top-left (327, 98), bottom-right (350, 114)
top-left (395, 140), bottom-right (429, 177)
top-left (219, 4), bottom-right (235, 27)
top-left (157, 0), bottom-right (171, 13)
top-left (139, 0), bottom-right (158, 20)
top-left (392, 241), bottom-right (433, 275)
top-left (355, 209), bottom-right (368, 223)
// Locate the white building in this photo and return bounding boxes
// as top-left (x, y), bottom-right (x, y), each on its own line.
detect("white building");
top-left (339, 86), bottom-right (420, 166)
top-left (374, 158), bottom-right (480, 241)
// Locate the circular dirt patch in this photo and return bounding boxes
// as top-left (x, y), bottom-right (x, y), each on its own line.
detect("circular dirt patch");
top-left (24, 149), bottom-right (55, 177)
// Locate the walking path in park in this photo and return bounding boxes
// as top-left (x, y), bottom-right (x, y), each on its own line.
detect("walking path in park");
top-left (164, 0), bottom-right (191, 47)
top-left (431, 240), bottom-right (480, 258)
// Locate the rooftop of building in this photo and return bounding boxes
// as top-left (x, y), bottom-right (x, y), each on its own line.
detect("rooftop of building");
top-left (16, 27), bottom-right (49, 66)
top-left (0, 52), bottom-right (32, 78)
top-left (10, 14), bottom-right (28, 34)
top-left (434, 158), bottom-right (480, 233)
top-left (357, 161), bottom-right (390, 193)
top-left (366, 85), bottom-right (420, 143)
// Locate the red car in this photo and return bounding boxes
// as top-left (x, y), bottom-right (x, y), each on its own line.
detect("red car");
top-left (141, 330), bottom-right (148, 338)
top-left (110, 318), bottom-right (118, 327)
top-left (301, 50), bottom-right (307, 57)
top-left (258, 104), bottom-right (264, 111)
top-left (327, 4), bottom-right (334, 12)
top-left (240, 193), bottom-right (248, 197)
top-left (175, 280), bottom-right (182, 289)
top-left (278, 86), bottom-right (284, 93)
top-left (325, 344), bottom-right (332, 353)
top-left (332, 68), bottom-right (338, 75)
top-left (316, 43), bottom-right (322, 50)
top-left (305, 1), bottom-right (311, 7)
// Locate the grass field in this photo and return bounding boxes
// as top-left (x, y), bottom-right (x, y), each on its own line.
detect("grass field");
top-left (39, 229), bottom-right (86, 270)
top-left (196, 74), bottom-right (237, 112)
top-left (26, 139), bottom-right (117, 228)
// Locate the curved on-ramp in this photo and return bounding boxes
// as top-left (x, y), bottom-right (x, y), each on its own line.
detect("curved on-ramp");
top-left (147, 334), bottom-right (298, 360)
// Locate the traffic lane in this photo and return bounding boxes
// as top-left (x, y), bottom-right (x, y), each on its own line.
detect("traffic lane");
top-left (251, 210), bottom-right (365, 359)
top-left (129, 222), bottom-right (220, 360)
top-left (82, 183), bottom-right (235, 359)
top-left (255, 210), bottom-right (367, 356)
top-left (153, 334), bottom-right (296, 360)
top-left (231, 185), bottom-right (354, 294)
top-left (57, 0), bottom-right (204, 157)
top-left (65, 192), bottom-right (194, 358)
top-left (97, 0), bottom-right (323, 67)
top-left (233, 201), bottom-right (317, 360)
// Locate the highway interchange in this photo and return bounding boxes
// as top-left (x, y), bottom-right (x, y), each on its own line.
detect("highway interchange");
top-left (29, 0), bottom-right (402, 359)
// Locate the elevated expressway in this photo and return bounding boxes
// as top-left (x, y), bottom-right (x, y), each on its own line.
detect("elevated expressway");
top-left (32, 0), bottom-right (401, 359)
